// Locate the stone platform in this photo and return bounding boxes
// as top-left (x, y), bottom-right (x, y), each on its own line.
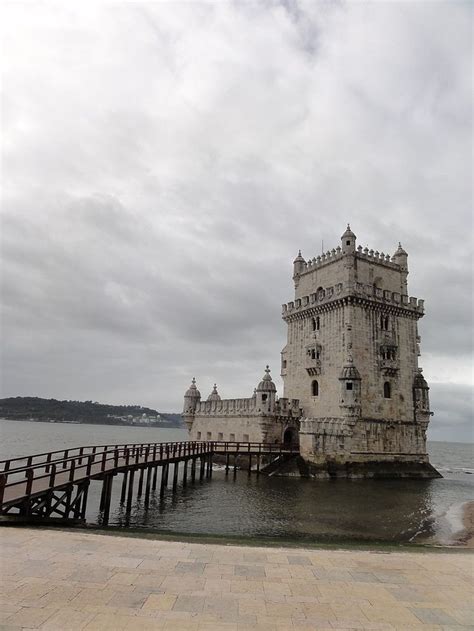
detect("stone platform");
top-left (0, 527), bottom-right (472, 630)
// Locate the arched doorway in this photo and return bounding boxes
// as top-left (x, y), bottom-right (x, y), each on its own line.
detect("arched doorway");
top-left (283, 427), bottom-right (297, 447)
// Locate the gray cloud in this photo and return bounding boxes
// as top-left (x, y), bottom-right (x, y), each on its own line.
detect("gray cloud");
top-left (1, 2), bottom-right (472, 438)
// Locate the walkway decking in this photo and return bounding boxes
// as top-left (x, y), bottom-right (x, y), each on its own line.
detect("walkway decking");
top-left (0, 527), bottom-right (472, 630)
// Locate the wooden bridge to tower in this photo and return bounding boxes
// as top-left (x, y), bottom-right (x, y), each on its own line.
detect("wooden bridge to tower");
top-left (0, 441), bottom-right (299, 526)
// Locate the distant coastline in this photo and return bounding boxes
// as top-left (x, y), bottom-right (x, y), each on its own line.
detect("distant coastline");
top-left (0, 396), bottom-right (184, 429)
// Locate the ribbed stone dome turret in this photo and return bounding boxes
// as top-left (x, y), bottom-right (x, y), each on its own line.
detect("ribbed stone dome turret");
top-left (184, 377), bottom-right (201, 399)
top-left (393, 242), bottom-right (408, 257)
top-left (413, 368), bottom-right (429, 389)
top-left (207, 384), bottom-right (221, 402)
top-left (339, 358), bottom-right (361, 380)
top-left (341, 223), bottom-right (356, 240)
top-left (256, 366), bottom-right (277, 392)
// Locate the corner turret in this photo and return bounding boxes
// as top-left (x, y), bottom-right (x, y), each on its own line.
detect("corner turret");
top-left (256, 365), bottom-right (277, 413)
top-left (182, 377), bottom-right (201, 432)
top-left (339, 358), bottom-right (361, 419)
top-left (392, 242), bottom-right (409, 293)
top-left (413, 369), bottom-right (432, 428)
top-left (341, 224), bottom-right (356, 254)
top-left (293, 250), bottom-right (306, 286)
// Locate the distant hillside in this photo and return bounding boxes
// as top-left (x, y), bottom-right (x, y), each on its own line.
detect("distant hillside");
top-left (0, 397), bottom-right (184, 428)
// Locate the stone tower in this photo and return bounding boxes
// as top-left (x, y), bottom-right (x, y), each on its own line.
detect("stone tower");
top-left (281, 225), bottom-right (438, 476)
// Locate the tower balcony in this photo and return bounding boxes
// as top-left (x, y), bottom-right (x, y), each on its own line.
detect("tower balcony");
top-left (380, 359), bottom-right (399, 376)
top-left (305, 358), bottom-right (322, 376)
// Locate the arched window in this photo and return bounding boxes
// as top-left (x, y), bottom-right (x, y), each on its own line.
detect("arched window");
top-left (312, 317), bottom-right (316, 331)
top-left (312, 380), bottom-right (319, 396)
top-left (383, 382), bottom-right (391, 399)
top-left (384, 316), bottom-right (389, 330)
top-left (316, 316), bottom-right (320, 330)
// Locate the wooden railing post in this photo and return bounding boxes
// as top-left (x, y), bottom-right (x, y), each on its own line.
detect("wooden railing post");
top-left (25, 469), bottom-right (34, 497)
top-left (86, 455), bottom-right (93, 476)
top-left (69, 459), bottom-right (76, 482)
top-left (0, 474), bottom-right (6, 505)
top-left (63, 450), bottom-right (69, 469)
top-left (49, 463), bottom-right (56, 487)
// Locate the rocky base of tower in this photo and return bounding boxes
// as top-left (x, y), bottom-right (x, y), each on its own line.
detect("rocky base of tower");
top-left (269, 456), bottom-right (442, 479)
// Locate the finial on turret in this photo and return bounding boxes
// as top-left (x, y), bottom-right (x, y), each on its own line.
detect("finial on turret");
top-left (207, 383), bottom-right (221, 402)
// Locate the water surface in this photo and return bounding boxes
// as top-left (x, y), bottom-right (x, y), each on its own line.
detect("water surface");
top-left (1, 419), bottom-right (472, 545)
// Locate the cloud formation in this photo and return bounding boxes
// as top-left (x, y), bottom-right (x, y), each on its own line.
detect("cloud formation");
top-left (1, 2), bottom-right (472, 440)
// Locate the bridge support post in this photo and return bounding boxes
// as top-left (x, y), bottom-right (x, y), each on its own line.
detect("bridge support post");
top-left (120, 471), bottom-right (128, 504)
top-left (256, 455), bottom-right (261, 475)
top-left (126, 470), bottom-right (135, 512)
top-left (191, 458), bottom-right (196, 483)
top-left (160, 465), bottom-right (167, 497)
top-left (144, 467), bottom-right (152, 509)
top-left (234, 454), bottom-right (238, 475)
top-left (183, 460), bottom-right (188, 487)
top-left (198, 457), bottom-right (203, 481)
top-left (99, 478), bottom-right (107, 511)
top-left (225, 454), bottom-right (230, 475)
top-left (248, 455), bottom-right (252, 476)
top-left (102, 475), bottom-right (113, 526)
top-left (172, 462), bottom-right (179, 492)
top-left (209, 454), bottom-right (213, 478)
top-left (80, 480), bottom-right (90, 521)
top-left (152, 466), bottom-right (158, 491)
top-left (137, 468), bottom-right (145, 498)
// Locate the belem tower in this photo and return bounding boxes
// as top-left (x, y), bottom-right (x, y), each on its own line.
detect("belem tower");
top-left (183, 226), bottom-right (440, 478)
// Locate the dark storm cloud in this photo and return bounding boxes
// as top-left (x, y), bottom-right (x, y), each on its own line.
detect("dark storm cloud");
top-left (1, 2), bottom-right (472, 439)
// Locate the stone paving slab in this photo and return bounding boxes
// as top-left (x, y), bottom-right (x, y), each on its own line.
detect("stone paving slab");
top-left (0, 528), bottom-right (472, 630)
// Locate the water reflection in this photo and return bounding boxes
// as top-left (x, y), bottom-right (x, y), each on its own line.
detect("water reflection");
top-left (98, 469), bottom-right (467, 545)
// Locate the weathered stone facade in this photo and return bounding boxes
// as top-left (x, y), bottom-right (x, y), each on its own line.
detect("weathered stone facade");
top-left (183, 225), bottom-right (438, 478)
top-left (183, 370), bottom-right (301, 445)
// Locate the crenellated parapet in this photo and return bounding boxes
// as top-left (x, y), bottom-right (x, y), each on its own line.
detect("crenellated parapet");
top-left (295, 245), bottom-right (408, 280)
top-left (195, 395), bottom-right (301, 418)
top-left (282, 281), bottom-right (424, 320)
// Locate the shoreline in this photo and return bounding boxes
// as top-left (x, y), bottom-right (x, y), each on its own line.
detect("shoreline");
top-left (452, 499), bottom-right (474, 548)
top-left (2, 515), bottom-right (473, 553)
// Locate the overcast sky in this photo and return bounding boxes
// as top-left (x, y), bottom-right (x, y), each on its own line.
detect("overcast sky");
top-left (1, 2), bottom-right (472, 441)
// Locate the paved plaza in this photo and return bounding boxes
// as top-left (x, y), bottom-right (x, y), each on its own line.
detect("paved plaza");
top-left (0, 527), bottom-right (472, 630)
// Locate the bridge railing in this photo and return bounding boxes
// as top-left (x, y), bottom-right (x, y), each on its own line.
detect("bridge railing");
top-left (0, 442), bottom-right (211, 506)
top-left (0, 441), bottom-right (205, 474)
top-left (0, 441), bottom-right (300, 507)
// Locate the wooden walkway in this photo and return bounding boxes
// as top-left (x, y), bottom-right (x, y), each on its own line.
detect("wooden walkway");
top-left (0, 441), bottom-right (298, 525)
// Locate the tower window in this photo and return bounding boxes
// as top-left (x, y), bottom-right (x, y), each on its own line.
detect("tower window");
top-left (346, 240), bottom-right (350, 246)
top-left (282, 359), bottom-right (287, 369)
top-left (262, 394), bottom-right (267, 402)
top-left (316, 316), bottom-right (320, 330)
top-left (346, 382), bottom-right (353, 391)
top-left (383, 382), bottom-right (391, 399)
top-left (311, 348), bottom-right (316, 359)
top-left (312, 380), bottom-right (319, 396)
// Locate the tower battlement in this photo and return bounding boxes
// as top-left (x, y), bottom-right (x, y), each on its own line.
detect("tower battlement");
top-left (282, 282), bottom-right (424, 318)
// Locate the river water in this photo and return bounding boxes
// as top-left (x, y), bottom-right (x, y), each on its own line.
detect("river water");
top-left (1, 419), bottom-right (472, 546)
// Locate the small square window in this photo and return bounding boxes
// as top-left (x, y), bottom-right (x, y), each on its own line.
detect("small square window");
top-left (346, 240), bottom-right (350, 245)
top-left (206, 432), bottom-right (212, 440)
top-left (230, 433), bottom-right (235, 441)
top-left (243, 434), bottom-right (249, 442)
top-left (346, 382), bottom-right (353, 390)
top-left (218, 432), bottom-right (223, 441)
top-left (197, 432), bottom-right (201, 440)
